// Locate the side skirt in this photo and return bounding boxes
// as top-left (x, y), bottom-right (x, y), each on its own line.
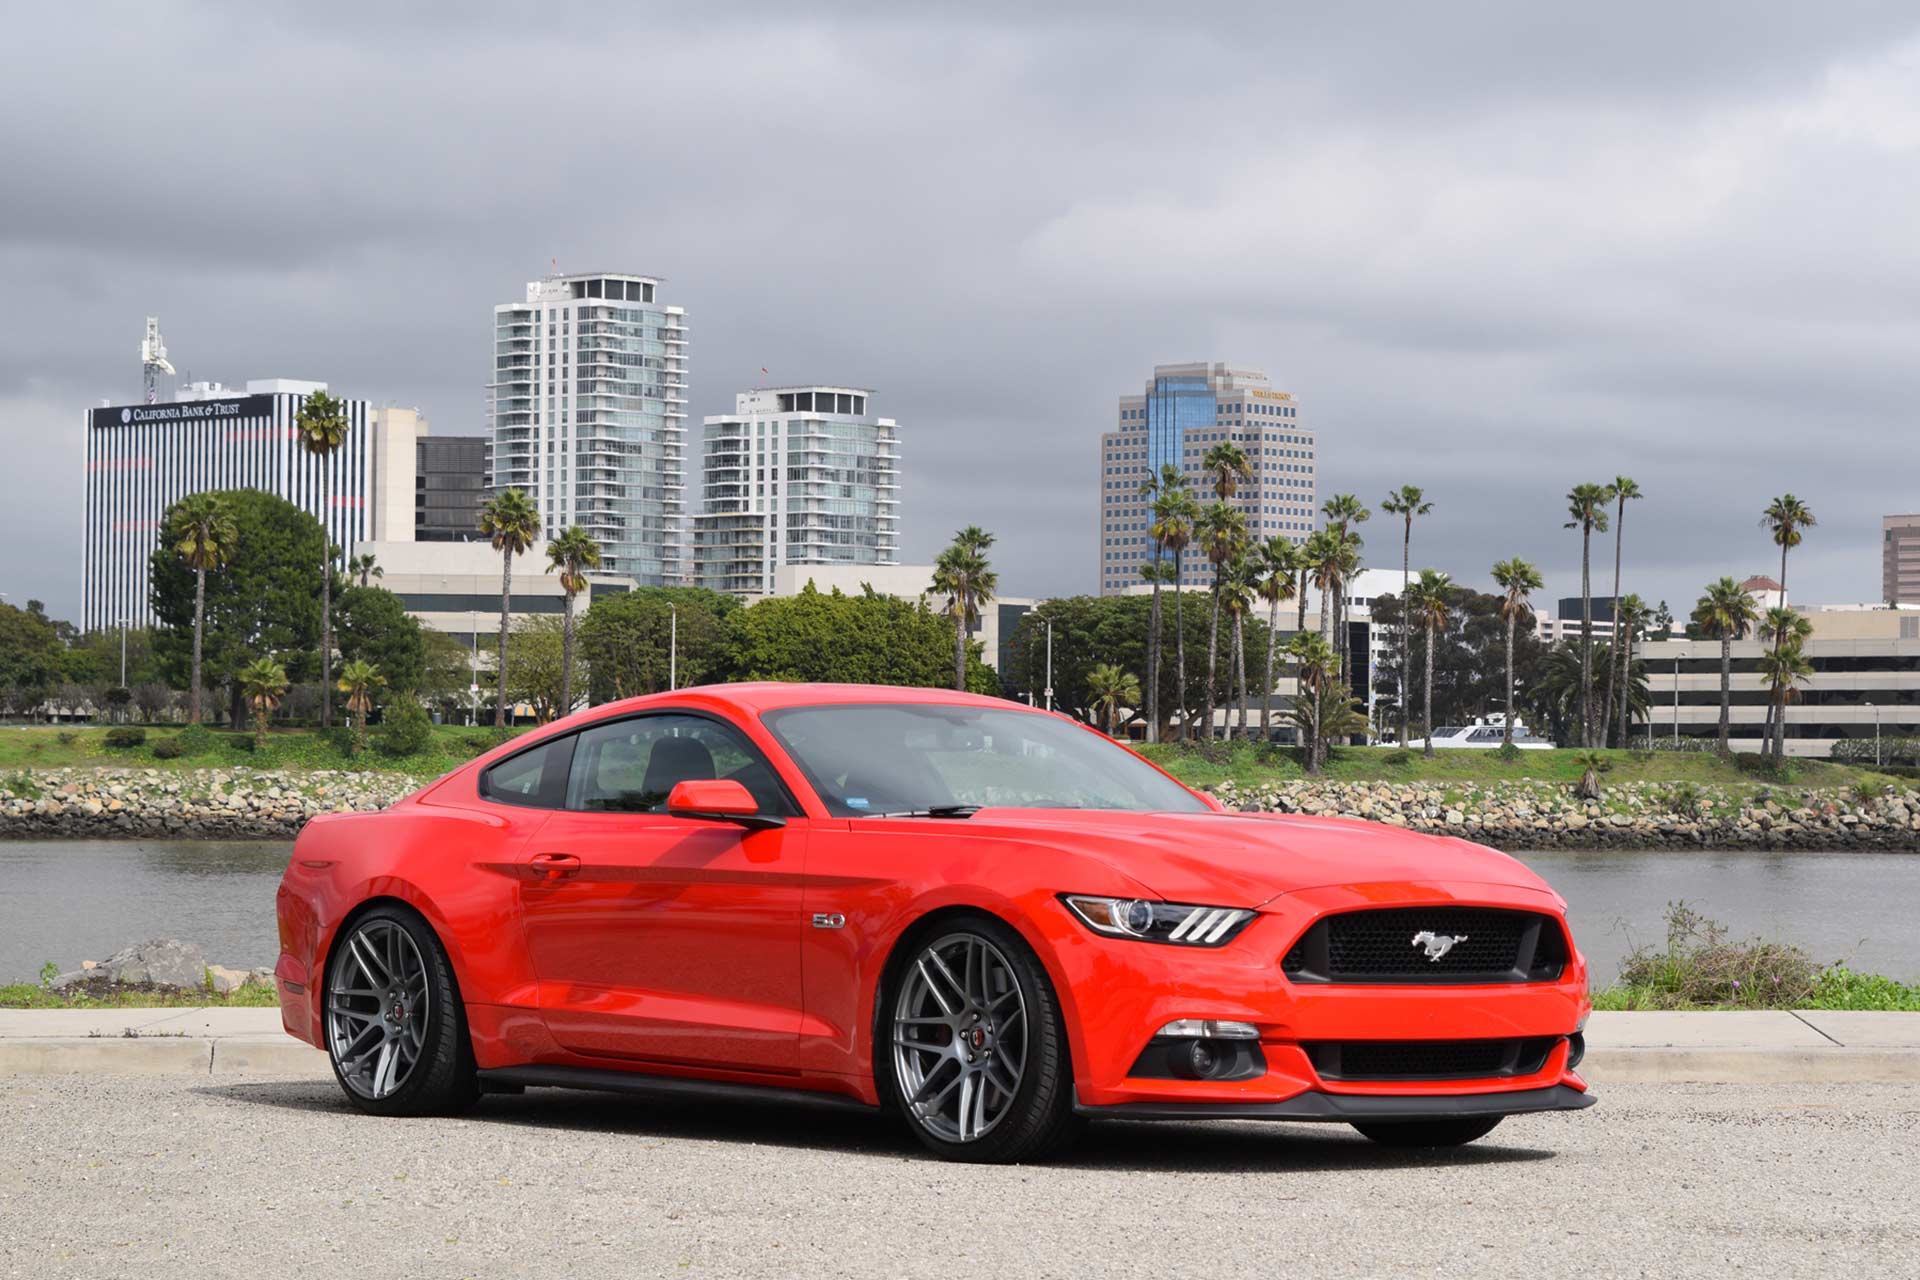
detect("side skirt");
top-left (475, 1064), bottom-right (880, 1115)
top-left (1077, 1084), bottom-right (1597, 1123)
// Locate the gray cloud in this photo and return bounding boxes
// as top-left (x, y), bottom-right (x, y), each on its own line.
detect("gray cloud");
top-left (3, 2), bottom-right (1918, 621)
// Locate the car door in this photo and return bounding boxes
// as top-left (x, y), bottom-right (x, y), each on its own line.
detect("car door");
top-left (517, 712), bottom-right (809, 1072)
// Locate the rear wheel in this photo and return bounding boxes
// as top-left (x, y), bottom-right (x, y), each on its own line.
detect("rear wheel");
top-left (881, 915), bottom-right (1076, 1163)
top-left (1351, 1116), bottom-right (1503, 1148)
top-left (324, 905), bottom-right (478, 1116)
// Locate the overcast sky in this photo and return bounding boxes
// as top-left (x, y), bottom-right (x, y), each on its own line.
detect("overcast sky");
top-left (5, 2), bottom-right (1919, 623)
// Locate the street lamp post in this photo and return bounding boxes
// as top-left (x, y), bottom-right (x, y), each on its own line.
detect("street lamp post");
top-left (1673, 655), bottom-right (1681, 748)
top-left (669, 604), bottom-right (678, 692)
top-left (118, 619), bottom-right (129, 689)
top-left (1044, 619), bottom-right (1053, 714)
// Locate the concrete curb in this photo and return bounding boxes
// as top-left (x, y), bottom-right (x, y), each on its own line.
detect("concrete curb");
top-left (1581, 1048), bottom-right (1920, 1084)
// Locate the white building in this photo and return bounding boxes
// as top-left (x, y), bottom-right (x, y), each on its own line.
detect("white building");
top-left (347, 539), bottom-right (634, 646)
top-left (82, 380), bottom-right (422, 631)
top-left (1639, 602), bottom-right (1920, 757)
top-left (1100, 362), bottom-right (1315, 595)
top-left (692, 386), bottom-right (900, 597)
top-left (488, 271), bottom-right (689, 585)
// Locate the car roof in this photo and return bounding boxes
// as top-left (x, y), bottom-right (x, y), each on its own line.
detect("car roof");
top-left (584, 682), bottom-right (1032, 720)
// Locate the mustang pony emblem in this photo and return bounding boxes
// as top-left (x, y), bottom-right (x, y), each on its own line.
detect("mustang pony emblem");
top-left (1411, 930), bottom-right (1469, 961)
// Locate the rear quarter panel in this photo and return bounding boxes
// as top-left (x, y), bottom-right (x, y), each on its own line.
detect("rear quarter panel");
top-left (276, 796), bottom-right (544, 1049)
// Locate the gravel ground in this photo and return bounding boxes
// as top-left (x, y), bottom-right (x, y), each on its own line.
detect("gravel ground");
top-left (1, 1075), bottom-right (1915, 1278)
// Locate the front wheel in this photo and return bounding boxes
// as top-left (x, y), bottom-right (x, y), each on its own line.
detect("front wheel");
top-left (1351, 1116), bottom-right (1503, 1148)
top-left (881, 915), bottom-right (1077, 1163)
top-left (324, 905), bottom-right (479, 1116)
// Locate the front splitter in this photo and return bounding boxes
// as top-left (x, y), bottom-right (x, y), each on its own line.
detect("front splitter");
top-left (1076, 1083), bottom-right (1596, 1123)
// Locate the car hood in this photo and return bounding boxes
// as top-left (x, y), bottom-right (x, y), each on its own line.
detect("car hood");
top-left (967, 807), bottom-right (1558, 908)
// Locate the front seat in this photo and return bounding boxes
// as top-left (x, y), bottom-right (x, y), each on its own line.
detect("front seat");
top-left (640, 735), bottom-right (716, 810)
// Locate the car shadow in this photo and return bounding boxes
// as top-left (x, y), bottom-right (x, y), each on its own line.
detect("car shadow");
top-left (199, 1080), bottom-right (1558, 1173)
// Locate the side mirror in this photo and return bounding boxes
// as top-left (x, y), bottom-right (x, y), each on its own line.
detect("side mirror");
top-left (666, 779), bottom-right (785, 832)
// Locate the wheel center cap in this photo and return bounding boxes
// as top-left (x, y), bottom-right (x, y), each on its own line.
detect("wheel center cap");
top-left (969, 1026), bottom-right (989, 1050)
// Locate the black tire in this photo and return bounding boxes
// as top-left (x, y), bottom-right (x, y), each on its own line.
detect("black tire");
top-left (323, 904), bottom-right (480, 1117)
top-left (1351, 1116), bottom-right (1503, 1148)
top-left (878, 912), bottom-right (1078, 1164)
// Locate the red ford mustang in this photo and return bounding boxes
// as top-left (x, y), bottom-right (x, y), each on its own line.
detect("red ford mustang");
top-left (276, 683), bottom-right (1593, 1162)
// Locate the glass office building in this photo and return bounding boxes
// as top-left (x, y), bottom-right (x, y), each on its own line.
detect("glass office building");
top-left (692, 386), bottom-right (900, 597)
top-left (488, 271), bottom-right (688, 585)
top-left (1098, 362), bottom-right (1316, 595)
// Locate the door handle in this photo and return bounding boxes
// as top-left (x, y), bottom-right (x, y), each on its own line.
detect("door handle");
top-left (529, 852), bottom-right (581, 881)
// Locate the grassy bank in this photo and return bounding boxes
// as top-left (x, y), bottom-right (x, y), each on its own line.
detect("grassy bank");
top-left (0, 981), bottom-right (279, 1010)
top-left (1139, 740), bottom-right (1900, 792)
top-left (1593, 967), bottom-right (1920, 1012)
top-left (0, 723), bottom-right (522, 778)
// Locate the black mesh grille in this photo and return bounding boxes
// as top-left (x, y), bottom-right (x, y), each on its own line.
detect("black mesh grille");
top-left (1304, 1037), bottom-right (1562, 1081)
top-left (1282, 907), bottom-right (1567, 983)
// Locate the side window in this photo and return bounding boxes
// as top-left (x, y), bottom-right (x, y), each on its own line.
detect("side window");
top-left (480, 736), bottom-right (574, 809)
top-left (565, 715), bottom-right (792, 815)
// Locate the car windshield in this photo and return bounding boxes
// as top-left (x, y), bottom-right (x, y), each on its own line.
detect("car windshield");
top-left (761, 702), bottom-right (1210, 818)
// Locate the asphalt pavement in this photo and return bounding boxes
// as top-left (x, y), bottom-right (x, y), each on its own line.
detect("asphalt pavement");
top-left (2, 1073), bottom-right (1914, 1278)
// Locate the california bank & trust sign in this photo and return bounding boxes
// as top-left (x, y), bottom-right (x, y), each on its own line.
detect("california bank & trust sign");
top-left (117, 399), bottom-right (255, 425)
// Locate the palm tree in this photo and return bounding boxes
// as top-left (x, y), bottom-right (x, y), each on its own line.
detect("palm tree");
top-left (1760, 605), bottom-right (1813, 761)
top-left (544, 526), bottom-right (602, 715)
top-left (1379, 485), bottom-right (1432, 745)
top-left (1140, 464), bottom-right (1188, 743)
top-left (1491, 557), bottom-right (1544, 747)
top-left (1222, 558), bottom-right (1256, 739)
top-left (1564, 482), bottom-right (1614, 747)
top-left (478, 488), bottom-right (541, 727)
top-left (1614, 593), bottom-right (1649, 746)
top-left (1407, 569), bottom-right (1453, 758)
top-left (294, 389), bottom-right (349, 727)
top-left (1256, 536), bottom-right (1299, 739)
top-left (348, 553), bottom-right (383, 588)
top-left (1302, 529), bottom-right (1343, 660)
top-left (1758, 635), bottom-right (1814, 764)
top-left (1202, 441), bottom-right (1252, 502)
top-left (164, 493), bottom-right (237, 725)
top-left (335, 658), bottom-right (385, 753)
top-left (1600, 477), bottom-right (1641, 747)
top-left (239, 656), bottom-right (289, 748)
top-left (1761, 496), bottom-right (1815, 758)
top-left (932, 526), bottom-right (998, 692)
top-left (1320, 494), bottom-right (1371, 677)
top-left (1287, 631), bottom-right (1336, 774)
top-left (1199, 501), bottom-right (1248, 740)
top-left (1154, 479), bottom-right (1199, 739)
top-left (1692, 577), bottom-right (1759, 754)
top-left (1085, 663), bottom-right (1142, 737)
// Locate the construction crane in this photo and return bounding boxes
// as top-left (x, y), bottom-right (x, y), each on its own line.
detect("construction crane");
top-left (140, 316), bottom-right (175, 404)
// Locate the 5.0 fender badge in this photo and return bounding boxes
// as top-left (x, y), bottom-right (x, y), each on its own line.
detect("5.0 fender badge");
top-left (811, 913), bottom-right (847, 930)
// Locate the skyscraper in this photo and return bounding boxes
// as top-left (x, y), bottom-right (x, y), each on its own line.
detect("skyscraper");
top-left (1886, 514), bottom-right (1920, 605)
top-left (1098, 362), bottom-right (1315, 595)
top-left (82, 380), bottom-right (416, 631)
top-left (488, 271), bottom-right (689, 584)
top-left (692, 386), bottom-right (900, 597)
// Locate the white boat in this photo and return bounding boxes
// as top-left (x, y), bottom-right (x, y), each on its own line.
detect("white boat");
top-left (1406, 713), bottom-right (1555, 751)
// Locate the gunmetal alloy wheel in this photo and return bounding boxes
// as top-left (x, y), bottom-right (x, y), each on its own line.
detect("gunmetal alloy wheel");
top-left (326, 917), bottom-right (431, 1101)
top-left (891, 931), bottom-right (1031, 1145)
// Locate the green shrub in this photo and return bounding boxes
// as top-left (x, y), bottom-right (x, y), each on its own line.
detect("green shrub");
top-left (1732, 751), bottom-right (1791, 780)
top-left (226, 735), bottom-right (255, 754)
top-left (374, 700), bottom-right (435, 759)
top-left (1494, 742), bottom-right (1522, 764)
top-left (1381, 748), bottom-right (1413, 766)
top-left (174, 724), bottom-right (214, 756)
top-left (1669, 783), bottom-right (1705, 821)
top-left (1807, 967), bottom-right (1920, 1012)
top-left (465, 729), bottom-right (509, 753)
top-left (152, 737), bottom-right (188, 760)
top-left (1616, 901), bottom-right (1818, 1009)
top-left (103, 726), bottom-right (146, 749)
top-left (55, 730), bottom-right (77, 746)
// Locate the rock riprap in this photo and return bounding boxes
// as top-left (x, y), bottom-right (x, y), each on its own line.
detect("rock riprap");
top-left (1205, 778), bottom-right (1920, 849)
top-left (0, 767), bottom-right (425, 839)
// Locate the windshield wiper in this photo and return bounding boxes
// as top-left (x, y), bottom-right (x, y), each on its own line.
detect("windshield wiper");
top-left (868, 805), bottom-right (982, 819)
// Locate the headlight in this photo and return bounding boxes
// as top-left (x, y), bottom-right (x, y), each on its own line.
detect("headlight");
top-left (1059, 895), bottom-right (1256, 947)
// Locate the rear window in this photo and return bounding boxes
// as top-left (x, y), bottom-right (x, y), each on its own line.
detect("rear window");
top-left (479, 736), bottom-right (573, 809)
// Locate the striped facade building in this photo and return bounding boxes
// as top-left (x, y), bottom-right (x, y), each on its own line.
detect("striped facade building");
top-left (82, 380), bottom-right (416, 632)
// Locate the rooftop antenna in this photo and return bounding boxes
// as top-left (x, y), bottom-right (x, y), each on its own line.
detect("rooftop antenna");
top-left (140, 317), bottom-right (175, 405)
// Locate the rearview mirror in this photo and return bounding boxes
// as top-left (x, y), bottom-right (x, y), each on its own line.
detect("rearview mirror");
top-left (666, 779), bottom-right (784, 831)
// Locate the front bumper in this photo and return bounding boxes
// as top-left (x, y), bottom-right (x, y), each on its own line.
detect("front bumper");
top-left (1077, 1084), bottom-right (1597, 1123)
top-left (1052, 880), bottom-right (1594, 1110)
